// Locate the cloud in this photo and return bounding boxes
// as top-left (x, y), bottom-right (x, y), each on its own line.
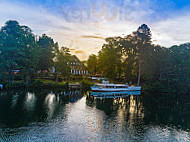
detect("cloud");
top-left (74, 50), bottom-right (85, 54)
top-left (69, 48), bottom-right (76, 51)
top-left (81, 35), bottom-right (105, 39)
top-left (0, 0), bottom-right (190, 60)
top-left (93, 47), bottom-right (99, 49)
top-left (72, 50), bottom-right (88, 61)
top-left (151, 13), bottom-right (190, 47)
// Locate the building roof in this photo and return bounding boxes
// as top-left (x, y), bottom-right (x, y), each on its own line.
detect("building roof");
top-left (71, 55), bottom-right (80, 63)
top-left (69, 55), bottom-right (87, 68)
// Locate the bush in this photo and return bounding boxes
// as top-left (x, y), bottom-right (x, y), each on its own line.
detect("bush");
top-left (80, 80), bottom-right (94, 91)
top-left (31, 79), bottom-right (44, 88)
top-left (14, 74), bottom-right (22, 81)
top-left (58, 77), bottom-right (63, 82)
top-left (44, 72), bottom-right (50, 77)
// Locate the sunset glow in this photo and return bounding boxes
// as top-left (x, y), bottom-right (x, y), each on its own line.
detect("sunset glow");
top-left (1, 0), bottom-right (190, 60)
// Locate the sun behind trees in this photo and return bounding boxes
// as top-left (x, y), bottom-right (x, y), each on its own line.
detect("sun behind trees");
top-left (0, 20), bottom-right (189, 93)
top-left (87, 24), bottom-right (190, 93)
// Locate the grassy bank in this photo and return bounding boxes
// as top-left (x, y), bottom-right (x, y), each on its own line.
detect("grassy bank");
top-left (2, 79), bottom-right (94, 90)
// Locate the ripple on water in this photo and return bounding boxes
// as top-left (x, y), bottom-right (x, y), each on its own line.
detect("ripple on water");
top-left (0, 91), bottom-right (189, 142)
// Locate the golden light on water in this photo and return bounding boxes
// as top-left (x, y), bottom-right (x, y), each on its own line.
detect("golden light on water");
top-left (44, 93), bottom-right (57, 119)
top-left (24, 92), bottom-right (36, 111)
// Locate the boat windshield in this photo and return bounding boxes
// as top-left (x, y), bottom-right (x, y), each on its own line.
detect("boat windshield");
top-left (116, 86), bottom-right (128, 88)
top-left (95, 84), bottom-right (128, 88)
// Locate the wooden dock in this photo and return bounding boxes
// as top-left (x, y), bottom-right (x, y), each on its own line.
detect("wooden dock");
top-left (69, 83), bottom-right (82, 89)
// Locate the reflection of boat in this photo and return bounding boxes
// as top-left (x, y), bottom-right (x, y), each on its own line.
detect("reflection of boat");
top-left (91, 91), bottom-right (141, 99)
top-left (0, 84), bottom-right (3, 90)
top-left (91, 83), bottom-right (141, 92)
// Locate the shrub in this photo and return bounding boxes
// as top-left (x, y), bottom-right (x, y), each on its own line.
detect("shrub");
top-left (31, 79), bottom-right (44, 88)
top-left (80, 80), bottom-right (94, 91)
top-left (14, 74), bottom-right (22, 81)
top-left (58, 77), bottom-right (63, 82)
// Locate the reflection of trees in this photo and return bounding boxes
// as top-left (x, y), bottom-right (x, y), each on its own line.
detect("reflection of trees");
top-left (0, 89), bottom-right (85, 128)
top-left (0, 90), bottom-right (34, 128)
top-left (86, 94), bottom-right (144, 119)
top-left (86, 94), bottom-right (146, 141)
top-left (86, 94), bottom-right (144, 122)
top-left (0, 90), bottom-right (59, 128)
top-left (142, 92), bottom-right (190, 131)
top-left (86, 95), bottom-right (118, 116)
top-left (96, 98), bottom-right (118, 116)
top-left (86, 94), bottom-right (96, 107)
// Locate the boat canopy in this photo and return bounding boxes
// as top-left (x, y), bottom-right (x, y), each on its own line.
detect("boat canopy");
top-left (95, 83), bottom-right (128, 87)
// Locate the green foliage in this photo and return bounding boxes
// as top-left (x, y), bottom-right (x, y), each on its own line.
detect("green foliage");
top-left (0, 20), bottom-right (72, 87)
top-left (159, 43), bottom-right (190, 93)
top-left (31, 79), bottom-right (44, 88)
top-left (58, 77), bottom-right (63, 82)
top-left (0, 20), bottom-right (189, 93)
top-left (14, 74), bottom-right (22, 81)
top-left (87, 54), bottom-right (98, 75)
top-left (37, 34), bottom-right (55, 71)
top-left (98, 37), bottom-right (122, 79)
top-left (87, 24), bottom-right (190, 93)
top-left (80, 80), bottom-right (94, 91)
top-left (0, 20), bottom-right (39, 85)
top-left (54, 46), bottom-right (71, 83)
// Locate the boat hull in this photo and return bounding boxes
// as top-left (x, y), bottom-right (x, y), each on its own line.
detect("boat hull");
top-left (90, 91), bottom-right (141, 98)
top-left (91, 86), bottom-right (141, 92)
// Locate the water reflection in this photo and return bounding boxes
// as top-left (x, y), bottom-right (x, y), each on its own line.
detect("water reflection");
top-left (68, 90), bottom-right (82, 102)
top-left (86, 92), bottom-right (147, 141)
top-left (90, 91), bottom-right (141, 99)
top-left (11, 93), bottom-right (19, 109)
top-left (44, 93), bottom-right (57, 120)
top-left (24, 92), bottom-right (36, 111)
top-left (86, 93), bottom-right (144, 121)
top-left (0, 89), bottom-right (189, 141)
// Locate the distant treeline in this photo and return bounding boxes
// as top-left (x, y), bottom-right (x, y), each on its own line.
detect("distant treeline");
top-left (87, 24), bottom-right (190, 93)
top-left (0, 20), bottom-right (189, 93)
top-left (0, 20), bottom-right (71, 87)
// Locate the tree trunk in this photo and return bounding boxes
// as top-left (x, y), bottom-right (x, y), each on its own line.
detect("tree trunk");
top-left (8, 69), bottom-right (11, 87)
top-left (11, 77), bottom-right (14, 85)
top-left (55, 72), bottom-right (58, 84)
top-left (26, 70), bottom-right (30, 87)
top-left (42, 71), bottom-right (45, 80)
top-left (11, 70), bottom-right (14, 85)
top-left (137, 62), bottom-right (141, 86)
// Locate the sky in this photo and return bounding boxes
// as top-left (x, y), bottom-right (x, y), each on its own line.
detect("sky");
top-left (0, 0), bottom-right (190, 60)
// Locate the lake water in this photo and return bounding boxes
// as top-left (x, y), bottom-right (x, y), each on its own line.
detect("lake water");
top-left (0, 89), bottom-right (189, 142)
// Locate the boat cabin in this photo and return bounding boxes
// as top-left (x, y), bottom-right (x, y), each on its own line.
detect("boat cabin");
top-left (95, 84), bottom-right (128, 88)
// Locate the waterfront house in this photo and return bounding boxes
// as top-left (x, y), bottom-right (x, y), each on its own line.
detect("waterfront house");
top-left (68, 55), bottom-right (89, 75)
